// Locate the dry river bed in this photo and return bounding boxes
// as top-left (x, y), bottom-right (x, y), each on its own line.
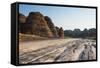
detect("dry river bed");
top-left (19, 38), bottom-right (96, 64)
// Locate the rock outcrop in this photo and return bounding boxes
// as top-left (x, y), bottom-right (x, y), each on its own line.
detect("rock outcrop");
top-left (19, 12), bottom-right (64, 38)
top-left (44, 16), bottom-right (58, 37)
top-left (19, 13), bottom-right (26, 23)
top-left (25, 12), bottom-right (53, 37)
top-left (58, 27), bottom-right (64, 38)
top-left (55, 26), bottom-right (60, 37)
top-left (19, 13), bottom-right (27, 33)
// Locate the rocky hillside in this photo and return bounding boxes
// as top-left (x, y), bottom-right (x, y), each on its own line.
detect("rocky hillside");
top-left (19, 12), bottom-right (64, 38)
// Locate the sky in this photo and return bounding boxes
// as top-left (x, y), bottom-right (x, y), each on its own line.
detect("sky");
top-left (19, 4), bottom-right (96, 30)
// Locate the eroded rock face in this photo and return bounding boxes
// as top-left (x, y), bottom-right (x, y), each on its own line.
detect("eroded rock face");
top-left (19, 12), bottom-right (64, 38)
top-left (55, 27), bottom-right (64, 38)
top-left (19, 13), bottom-right (27, 33)
top-left (55, 26), bottom-right (60, 37)
top-left (19, 13), bottom-right (26, 23)
top-left (25, 12), bottom-right (53, 37)
top-left (44, 16), bottom-right (58, 37)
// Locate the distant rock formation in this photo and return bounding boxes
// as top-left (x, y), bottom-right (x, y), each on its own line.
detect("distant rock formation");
top-left (19, 12), bottom-right (64, 38)
top-left (58, 27), bottom-right (64, 38)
